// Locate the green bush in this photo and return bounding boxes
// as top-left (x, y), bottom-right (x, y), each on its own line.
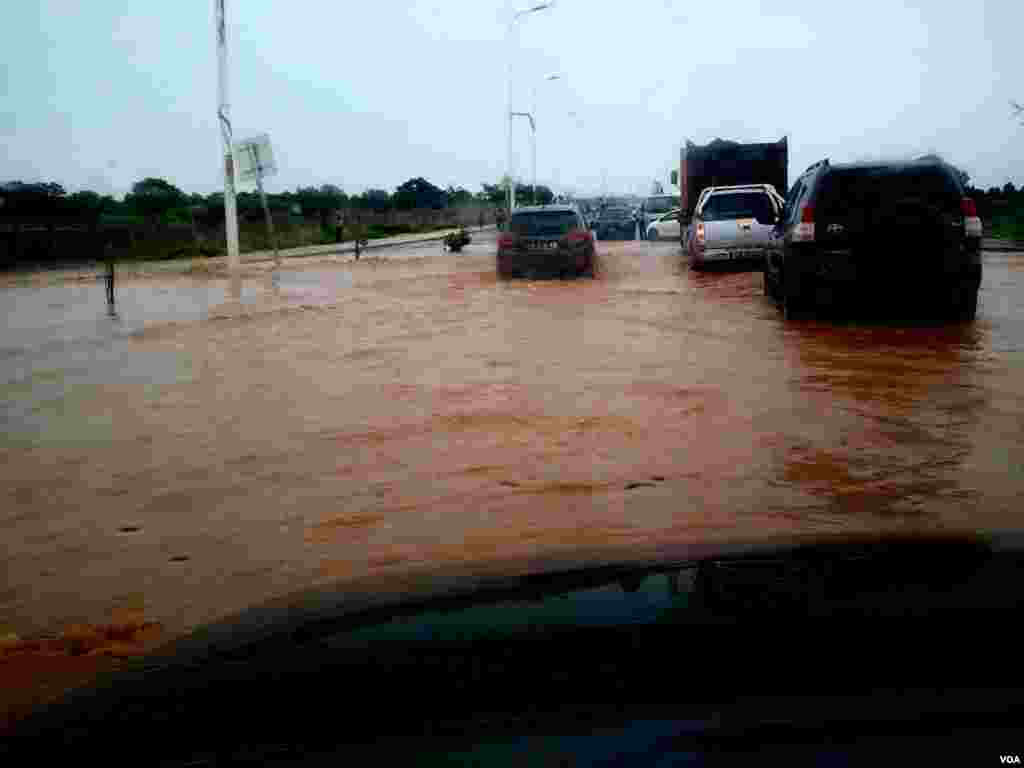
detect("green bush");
top-left (992, 209), bottom-right (1024, 242)
top-left (99, 213), bottom-right (145, 228)
top-left (165, 207), bottom-right (194, 224)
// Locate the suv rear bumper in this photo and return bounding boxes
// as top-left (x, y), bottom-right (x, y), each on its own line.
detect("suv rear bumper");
top-left (777, 240), bottom-right (982, 286)
top-left (498, 248), bottom-right (591, 276)
top-left (597, 224), bottom-right (634, 238)
top-left (696, 245), bottom-right (773, 265)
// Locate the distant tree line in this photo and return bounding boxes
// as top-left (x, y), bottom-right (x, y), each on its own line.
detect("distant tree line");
top-left (963, 178), bottom-right (1023, 223)
top-left (0, 174), bottom-right (557, 269)
top-left (954, 168), bottom-right (1024, 240)
top-left (0, 175), bottom-right (556, 233)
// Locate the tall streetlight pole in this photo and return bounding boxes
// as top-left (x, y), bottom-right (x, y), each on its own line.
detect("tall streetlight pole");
top-left (529, 73), bottom-right (561, 205)
top-left (506, 2), bottom-right (554, 214)
top-left (214, 0), bottom-right (239, 272)
top-left (510, 111), bottom-right (535, 205)
top-left (566, 108), bottom-right (588, 199)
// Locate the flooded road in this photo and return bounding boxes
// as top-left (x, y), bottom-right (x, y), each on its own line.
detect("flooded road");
top-left (3, 232), bottom-right (1024, 653)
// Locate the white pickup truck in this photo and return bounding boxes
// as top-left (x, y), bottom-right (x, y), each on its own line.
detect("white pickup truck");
top-left (685, 184), bottom-right (785, 270)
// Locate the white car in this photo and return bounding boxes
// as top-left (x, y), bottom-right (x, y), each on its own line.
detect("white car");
top-left (646, 209), bottom-right (682, 241)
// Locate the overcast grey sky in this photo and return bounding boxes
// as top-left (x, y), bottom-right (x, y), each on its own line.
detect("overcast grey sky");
top-left (1, 1), bottom-right (1020, 198)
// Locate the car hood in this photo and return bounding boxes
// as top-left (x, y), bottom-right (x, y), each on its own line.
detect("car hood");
top-left (11, 529), bottom-right (1024, 764)
top-left (14, 528), bottom-right (1022, 671)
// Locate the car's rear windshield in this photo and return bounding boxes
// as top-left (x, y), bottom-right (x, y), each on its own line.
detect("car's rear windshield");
top-left (700, 192), bottom-right (774, 223)
top-left (645, 196), bottom-right (680, 213)
top-left (817, 166), bottom-right (962, 212)
top-left (510, 211), bottom-right (579, 236)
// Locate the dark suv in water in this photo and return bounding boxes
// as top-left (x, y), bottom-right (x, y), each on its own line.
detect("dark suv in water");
top-left (764, 158), bottom-right (983, 319)
top-left (593, 206), bottom-right (635, 240)
top-left (498, 205), bottom-right (595, 278)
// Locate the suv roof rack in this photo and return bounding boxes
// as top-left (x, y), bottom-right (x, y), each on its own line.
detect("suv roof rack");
top-left (697, 184), bottom-right (778, 201)
top-left (705, 183), bottom-right (778, 192)
top-left (803, 158), bottom-right (830, 175)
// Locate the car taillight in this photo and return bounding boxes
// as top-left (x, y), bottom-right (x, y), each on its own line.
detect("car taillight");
top-left (567, 229), bottom-right (591, 244)
top-left (793, 205), bottom-right (815, 242)
top-left (961, 198), bottom-right (978, 217)
top-left (696, 222), bottom-right (705, 245)
top-left (498, 234), bottom-right (515, 248)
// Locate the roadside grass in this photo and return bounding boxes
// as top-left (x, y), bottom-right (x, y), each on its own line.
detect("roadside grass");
top-left (3, 217), bottom-right (475, 276)
top-left (364, 223), bottom-right (452, 240)
top-left (115, 222), bottom-right (460, 269)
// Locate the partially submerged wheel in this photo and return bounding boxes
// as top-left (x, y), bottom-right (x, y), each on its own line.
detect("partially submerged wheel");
top-left (783, 266), bottom-right (814, 319)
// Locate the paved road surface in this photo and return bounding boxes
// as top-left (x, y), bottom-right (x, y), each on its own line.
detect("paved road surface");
top-left (3, 232), bottom-right (1023, 685)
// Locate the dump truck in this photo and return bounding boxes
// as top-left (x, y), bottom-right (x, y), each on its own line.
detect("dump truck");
top-left (673, 137), bottom-right (789, 221)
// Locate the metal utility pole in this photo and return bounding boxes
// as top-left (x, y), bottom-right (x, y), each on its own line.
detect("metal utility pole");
top-left (247, 144), bottom-right (280, 266)
top-left (215, 0), bottom-right (240, 272)
top-left (511, 112), bottom-right (535, 205)
top-left (506, 3), bottom-right (554, 214)
top-left (529, 87), bottom-right (537, 204)
top-left (505, 24), bottom-right (514, 215)
top-left (530, 74), bottom-right (560, 205)
top-left (532, 124), bottom-right (537, 205)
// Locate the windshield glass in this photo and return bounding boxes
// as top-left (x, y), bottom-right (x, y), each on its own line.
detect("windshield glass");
top-left (2, 1), bottom-right (1022, 740)
top-left (645, 196), bottom-right (679, 213)
top-left (818, 166), bottom-right (963, 212)
top-left (700, 192), bottom-right (774, 223)
top-left (510, 210), bottom-right (579, 235)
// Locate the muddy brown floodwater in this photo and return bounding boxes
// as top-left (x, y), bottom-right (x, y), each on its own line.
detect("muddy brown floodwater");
top-left (3, 232), bottom-right (1024, 724)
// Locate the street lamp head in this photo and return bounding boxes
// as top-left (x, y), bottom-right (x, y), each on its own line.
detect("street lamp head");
top-left (514, 1), bottom-right (553, 19)
top-left (545, 73), bottom-right (561, 81)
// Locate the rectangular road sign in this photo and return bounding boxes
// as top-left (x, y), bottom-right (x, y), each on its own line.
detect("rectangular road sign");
top-left (234, 134), bottom-right (277, 181)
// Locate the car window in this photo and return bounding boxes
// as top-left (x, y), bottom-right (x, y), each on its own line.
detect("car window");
top-left (510, 211), bottom-right (579, 235)
top-left (782, 180), bottom-right (806, 225)
top-left (817, 167), bottom-right (962, 213)
top-left (9, 4), bottom-right (1021, 744)
top-left (701, 192), bottom-right (775, 223)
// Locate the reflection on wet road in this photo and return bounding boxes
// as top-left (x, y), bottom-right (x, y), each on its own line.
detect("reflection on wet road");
top-left (3, 233), bottom-right (1024, 648)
